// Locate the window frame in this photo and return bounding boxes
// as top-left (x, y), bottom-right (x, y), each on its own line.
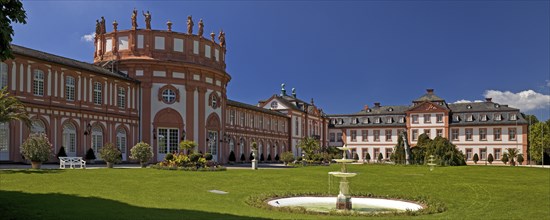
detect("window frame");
top-left (33, 69), bottom-right (45, 96)
top-left (65, 76), bottom-right (76, 101)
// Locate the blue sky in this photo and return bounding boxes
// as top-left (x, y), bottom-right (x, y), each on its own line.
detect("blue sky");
top-left (13, 0), bottom-right (550, 120)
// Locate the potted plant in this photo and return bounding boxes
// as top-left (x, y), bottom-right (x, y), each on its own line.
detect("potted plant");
top-left (228, 150), bottom-right (236, 164)
top-left (130, 142), bottom-right (153, 168)
top-left (56, 146), bottom-right (67, 159)
top-left (85, 148), bottom-right (96, 163)
top-left (473, 153), bottom-right (479, 164)
top-left (99, 143), bottom-right (121, 168)
top-left (20, 133), bottom-right (53, 169)
top-left (365, 152), bottom-right (371, 163)
top-left (487, 153), bottom-right (494, 165)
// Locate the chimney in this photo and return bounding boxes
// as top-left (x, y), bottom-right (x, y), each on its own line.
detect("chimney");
top-left (485, 98), bottom-right (492, 102)
top-left (426, 88), bottom-right (434, 94)
top-left (363, 105), bottom-right (369, 111)
top-left (374, 102), bottom-right (381, 107)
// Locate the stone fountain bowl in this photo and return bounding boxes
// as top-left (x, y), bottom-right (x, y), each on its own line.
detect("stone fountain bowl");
top-left (328, 171), bottom-right (357, 178)
top-left (337, 147), bottom-right (351, 151)
top-left (267, 197), bottom-right (423, 213)
top-left (333, 159), bottom-right (356, 163)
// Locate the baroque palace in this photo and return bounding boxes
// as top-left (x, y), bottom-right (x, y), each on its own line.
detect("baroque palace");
top-left (0, 12), bottom-right (527, 164)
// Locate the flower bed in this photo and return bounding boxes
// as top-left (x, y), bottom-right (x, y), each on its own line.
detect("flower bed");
top-left (151, 152), bottom-right (226, 171)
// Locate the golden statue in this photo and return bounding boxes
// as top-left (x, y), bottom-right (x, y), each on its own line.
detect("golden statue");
top-left (218, 30), bottom-right (226, 48)
top-left (198, 19), bottom-right (204, 37)
top-left (187, 15), bottom-right (194, 34)
top-left (131, 8), bottom-right (138, 29)
top-left (143, 10), bottom-right (151, 30)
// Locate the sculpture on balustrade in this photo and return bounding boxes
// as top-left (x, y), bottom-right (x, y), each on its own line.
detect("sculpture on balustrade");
top-left (218, 30), bottom-right (226, 48)
top-left (187, 15), bottom-right (194, 34)
top-left (95, 20), bottom-right (101, 36)
top-left (198, 19), bottom-right (204, 37)
top-left (131, 8), bottom-right (138, 29)
top-left (100, 16), bottom-right (106, 34)
top-left (210, 32), bottom-right (216, 42)
top-left (143, 10), bottom-right (151, 30)
top-left (112, 20), bottom-right (118, 32)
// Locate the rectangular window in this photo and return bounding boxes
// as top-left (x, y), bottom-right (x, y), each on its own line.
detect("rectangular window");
top-left (336, 132), bottom-right (342, 142)
top-left (0, 62), bottom-right (7, 89)
top-left (106, 39), bottom-right (112, 52)
top-left (193, 40), bottom-right (199, 54)
top-left (385, 129), bottom-right (392, 141)
top-left (436, 114), bottom-right (443, 123)
top-left (385, 148), bottom-right (393, 160)
top-left (465, 128), bottom-right (473, 141)
top-left (373, 130), bottom-right (380, 142)
top-left (452, 129), bottom-right (459, 141)
top-left (362, 130), bottom-right (368, 142)
top-left (118, 36), bottom-right (129, 50)
top-left (424, 129), bottom-right (431, 138)
top-left (329, 133), bottom-right (335, 142)
top-left (412, 115), bottom-right (419, 124)
top-left (466, 114), bottom-right (474, 122)
top-left (466, 149), bottom-right (473, 161)
top-left (351, 130), bottom-right (357, 142)
top-left (494, 148), bottom-right (501, 160)
top-left (240, 112), bottom-right (245, 126)
top-left (137, 35), bottom-right (144, 49)
top-left (480, 148), bottom-right (487, 160)
top-left (374, 148), bottom-right (381, 160)
top-left (295, 118), bottom-right (299, 136)
top-left (436, 129), bottom-right (443, 137)
top-left (509, 128), bottom-right (517, 141)
top-left (230, 110), bottom-right (235, 125)
top-left (495, 114), bottom-right (502, 121)
top-left (33, 70), bottom-right (44, 96)
top-left (215, 49), bottom-right (220, 62)
top-left (174, 38), bottom-right (184, 52)
top-left (479, 128), bottom-right (487, 141)
top-left (494, 128), bottom-right (502, 141)
top-left (117, 87), bottom-right (125, 108)
top-left (424, 114), bottom-right (431, 123)
top-left (374, 117), bottom-right (381, 124)
top-left (205, 45), bottom-right (211, 58)
top-left (412, 129), bottom-right (418, 141)
top-left (398, 117), bottom-right (405, 123)
top-left (481, 114), bottom-right (488, 121)
top-left (154, 36), bottom-right (165, 50)
top-left (93, 82), bottom-right (102, 105)
top-left (386, 116), bottom-right (393, 124)
top-left (510, 114), bottom-right (517, 121)
top-left (65, 76), bottom-right (75, 101)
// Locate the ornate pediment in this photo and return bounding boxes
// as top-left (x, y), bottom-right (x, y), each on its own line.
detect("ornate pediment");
top-left (407, 101), bottom-right (448, 112)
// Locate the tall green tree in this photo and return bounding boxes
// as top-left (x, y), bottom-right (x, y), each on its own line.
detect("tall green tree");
top-left (528, 122), bottom-right (550, 163)
top-left (506, 148), bottom-right (520, 166)
top-left (411, 133), bottom-right (431, 164)
top-left (522, 114), bottom-right (539, 125)
top-left (297, 137), bottom-right (320, 160)
top-left (391, 135), bottom-right (406, 164)
top-left (0, 87), bottom-right (30, 127)
top-left (1, 0), bottom-right (27, 61)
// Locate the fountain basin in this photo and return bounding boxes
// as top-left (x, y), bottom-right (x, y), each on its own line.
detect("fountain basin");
top-left (333, 159), bottom-right (356, 163)
top-left (328, 171), bottom-right (357, 178)
top-left (268, 197), bottom-right (423, 213)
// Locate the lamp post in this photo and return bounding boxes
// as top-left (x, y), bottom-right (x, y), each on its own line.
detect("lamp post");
top-left (485, 146), bottom-right (487, 166)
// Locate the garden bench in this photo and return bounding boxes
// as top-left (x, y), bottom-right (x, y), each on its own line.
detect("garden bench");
top-left (59, 157), bottom-right (86, 169)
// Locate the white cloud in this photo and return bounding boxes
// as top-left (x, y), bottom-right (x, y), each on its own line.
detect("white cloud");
top-left (483, 90), bottom-right (550, 112)
top-left (81, 32), bottom-right (95, 42)
top-left (453, 99), bottom-right (483, 104)
top-left (546, 80), bottom-right (550, 87)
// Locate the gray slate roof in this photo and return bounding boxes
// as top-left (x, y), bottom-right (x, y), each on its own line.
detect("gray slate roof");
top-left (227, 99), bottom-right (287, 117)
top-left (11, 44), bottom-right (137, 82)
top-left (413, 93), bottom-right (445, 103)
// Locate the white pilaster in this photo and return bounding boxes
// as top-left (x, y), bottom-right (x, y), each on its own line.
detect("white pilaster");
top-left (47, 69), bottom-right (52, 96)
top-left (11, 61), bottom-right (16, 90)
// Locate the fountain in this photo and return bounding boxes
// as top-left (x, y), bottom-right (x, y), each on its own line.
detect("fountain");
top-left (328, 146), bottom-right (357, 210)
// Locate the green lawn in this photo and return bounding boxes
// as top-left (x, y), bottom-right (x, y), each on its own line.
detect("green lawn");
top-left (0, 165), bottom-right (548, 220)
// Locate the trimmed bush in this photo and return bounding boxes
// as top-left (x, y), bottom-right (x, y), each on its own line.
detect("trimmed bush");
top-left (240, 153), bottom-right (245, 162)
top-left (56, 146), bottom-right (67, 159)
top-left (501, 153), bottom-right (509, 165)
top-left (473, 153), bottom-right (479, 164)
top-left (517, 154), bottom-right (524, 165)
top-left (274, 154), bottom-right (280, 161)
top-left (260, 153), bottom-right (265, 162)
top-left (365, 152), bottom-right (371, 163)
top-left (204, 153), bottom-right (213, 161)
top-left (249, 152), bottom-right (254, 161)
top-left (130, 142), bottom-right (154, 165)
top-left (267, 154), bottom-right (272, 161)
top-left (85, 148), bottom-right (96, 160)
top-left (228, 151), bottom-right (236, 162)
top-left (281, 151), bottom-right (294, 165)
top-left (99, 143), bottom-right (122, 164)
top-left (378, 153), bottom-right (383, 162)
top-left (189, 153), bottom-right (201, 163)
top-left (21, 133), bottom-right (53, 163)
top-left (353, 153), bottom-right (359, 161)
top-left (165, 153), bottom-right (174, 161)
top-left (487, 153), bottom-right (494, 164)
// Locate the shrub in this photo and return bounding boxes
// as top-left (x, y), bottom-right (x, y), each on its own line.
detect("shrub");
top-left (267, 154), bottom-right (272, 161)
top-left (85, 148), bottom-right (96, 160)
top-left (130, 142), bottom-right (154, 164)
top-left (378, 153), bottom-right (383, 162)
top-left (260, 153), bottom-right (265, 162)
top-left (353, 153), bottom-right (359, 161)
top-left (204, 153), bottom-right (213, 161)
top-left (228, 151), bottom-right (236, 162)
top-left (56, 146), bottom-right (67, 159)
top-left (281, 151), bottom-right (294, 165)
top-left (189, 153), bottom-right (201, 163)
top-left (501, 153), bottom-right (509, 165)
top-left (20, 133), bottom-right (53, 162)
top-left (164, 153), bottom-right (174, 161)
top-left (99, 143), bottom-right (122, 164)
top-left (179, 140), bottom-right (197, 153)
top-left (274, 154), bottom-right (280, 161)
top-left (240, 153), bottom-right (245, 162)
top-left (473, 153), bottom-right (479, 164)
top-left (517, 154), bottom-right (524, 165)
top-left (249, 152), bottom-right (254, 161)
top-left (365, 152), bottom-right (371, 163)
top-left (487, 153), bottom-right (494, 164)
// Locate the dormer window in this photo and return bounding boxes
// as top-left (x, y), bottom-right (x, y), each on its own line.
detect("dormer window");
top-left (466, 114), bottom-right (474, 122)
top-left (338, 119), bottom-right (344, 125)
top-left (467, 105), bottom-right (472, 109)
top-left (454, 115), bottom-right (460, 122)
top-left (398, 117), bottom-right (405, 123)
top-left (366, 109), bottom-right (372, 113)
top-left (388, 107), bottom-right (393, 112)
top-left (439, 102), bottom-right (444, 105)
top-left (362, 117), bottom-right (370, 124)
top-left (495, 104), bottom-right (500, 108)
top-left (510, 114), bottom-right (517, 121)
top-left (375, 117), bottom-right (381, 124)
top-left (481, 114), bottom-right (488, 122)
top-left (495, 114), bottom-right (502, 121)
top-left (353, 118), bottom-right (360, 124)
top-left (386, 116), bottom-right (393, 123)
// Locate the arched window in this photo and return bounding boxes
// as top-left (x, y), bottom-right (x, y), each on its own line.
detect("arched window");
top-left (33, 70), bottom-right (44, 96)
top-left (62, 123), bottom-right (77, 155)
top-left (116, 128), bottom-right (127, 154)
top-left (0, 62), bottom-right (7, 89)
top-left (31, 120), bottom-right (46, 134)
top-left (117, 87), bottom-right (126, 108)
top-left (229, 138), bottom-right (235, 153)
top-left (239, 138), bottom-right (245, 157)
top-left (66, 76), bottom-right (75, 101)
top-left (93, 82), bottom-right (102, 105)
top-left (91, 125), bottom-right (103, 156)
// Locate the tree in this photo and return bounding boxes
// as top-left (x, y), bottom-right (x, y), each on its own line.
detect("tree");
top-left (228, 150), bottom-right (236, 163)
top-left (523, 114), bottom-right (539, 125)
top-left (529, 122), bottom-right (550, 164)
top-left (179, 140), bottom-right (197, 154)
top-left (487, 153), bottom-right (494, 164)
top-left (517, 154), bottom-right (524, 165)
top-left (506, 148), bottom-right (520, 166)
top-left (130, 142), bottom-right (153, 167)
top-left (297, 137), bottom-right (320, 160)
top-left (391, 135), bottom-right (406, 164)
top-left (353, 153), bottom-right (359, 161)
top-left (473, 153), bottom-right (479, 164)
top-left (0, 87), bottom-right (31, 127)
top-left (377, 152), bottom-right (383, 162)
top-left (0, 0), bottom-right (27, 61)
top-left (364, 152), bottom-right (371, 163)
top-left (280, 151), bottom-right (294, 165)
top-left (501, 153), bottom-right (509, 165)
top-left (85, 148), bottom-right (96, 161)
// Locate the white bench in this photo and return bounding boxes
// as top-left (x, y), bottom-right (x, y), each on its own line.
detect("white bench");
top-left (59, 157), bottom-right (86, 169)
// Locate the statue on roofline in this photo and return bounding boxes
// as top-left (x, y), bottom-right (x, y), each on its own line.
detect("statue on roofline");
top-left (100, 16), bottom-right (106, 34)
top-left (210, 32), bottom-right (216, 42)
top-left (218, 30), bottom-right (226, 48)
top-left (131, 8), bottom-right (138, 29)
top-left (95, 19), bottom-right (101, 36)
top-left (198, 19), bottom-right (204, 37)
top-left (143, 10), bottom-right (151, 30)
top-left (187, 15), bottom-right (194, 34)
